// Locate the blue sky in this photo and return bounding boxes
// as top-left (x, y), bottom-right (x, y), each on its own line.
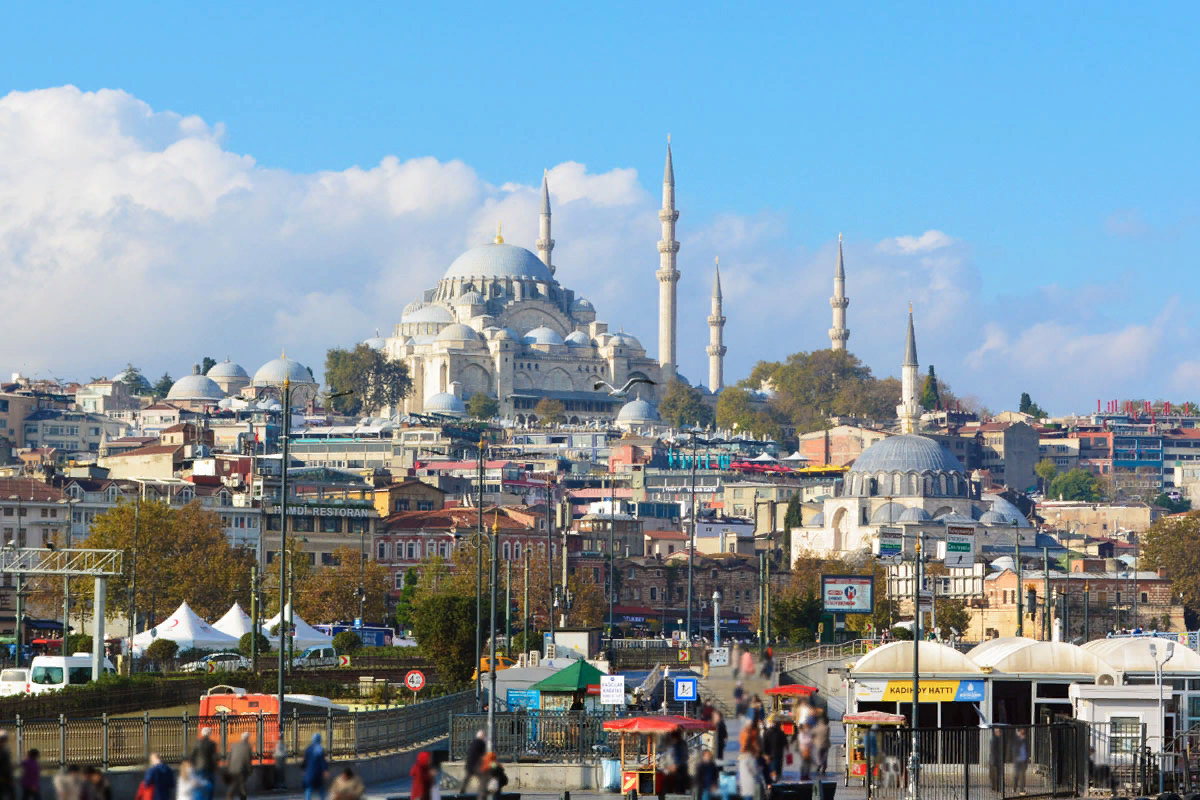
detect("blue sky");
top-left (1, 4), bottom-right (1198, 413)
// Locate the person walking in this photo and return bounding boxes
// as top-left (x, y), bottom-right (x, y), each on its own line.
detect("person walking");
top-left (409, 753), bottom-right (434, 800)
top-left (329, 768), bottom-right (364, 800)
top-left (18, 749), bottom-right (38, 800)
top-left (739, 649), bottom-right (754, 683)
top-left (668, 730), bottom-right (690, 794)
top-left (84, 767), bottom-right (110, 800)
top-left (762, 716), bottom-right (788, 785)
top-left (988, 728), bottom-right (1004, 791)
top-left (702, 648), bottom-right (710, 679)
top-left (224, 733), bottom-right (252, 800)
top-left (142, 755), bottom-right (175, 800)
top-left (462, 730), bottom-right (487, 798)
top-left (737, 737), bottom-right (764, 800)
top-left (1012, 728), bottom-right (1030, 794)
top-left (188, 730), bottom-right (217, 800)
top-left (731, 643), bottom-right (740, 681)
top-left (301, 734), bottom-right (328, 800)
top-left (811, 714), bottom-right (831, 776)
top-left (270, 739), bottom-right (287, 792)
top-left (713, 711), bottom-right (728, 762)
top-left (0, 731), bottom-right (14, 800)
top-left (696, 750), bottom-right (720, 800)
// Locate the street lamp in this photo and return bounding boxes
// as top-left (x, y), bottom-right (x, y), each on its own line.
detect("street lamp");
top-left (1149, 641), bottom-right (1175, 793)
top-left (685, 430), bottom-right (702, 641)
top-left (712, 590), bottom-right (722, 648)
top-left (8, 495), bottom-right (24, 667)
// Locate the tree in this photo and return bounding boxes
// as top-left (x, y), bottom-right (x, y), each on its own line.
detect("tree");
top-left (81, 500), bottom-right (252, 621)
top-left (920, 366), bottom-right (941, 410)
top-left (1142, 512), bottom-right (1200, 627)
top-left (332, 631), bottom-right (364, 653)
top-left (119, 363), bottom-right (150, 393)
top-left (1047, 469), bottom-right (1102, 502)
top-left (152, 372), bottom-right (174, 398)
top-left (565, 573), bottom-right (606, 627)
top-left (534, 398), bottom-right (566, 425)
top-left (411, 594), bottom-right (478, 686)
top-left (272, 546), bottom-right (391, 623)
top-left (324, 344), bottom-right (413, 415)
top-left (1153, 493), bottom-right (1192, 514)
top-left (1034, 459), bottom-right (1059, 493)
top-left (145, 638), bottom-right (178, 665)
top-left (1018, 392), bottom-right (1047, 419)
top-left (467, 393), bottom-right (499, 421)
top-left (201, 357), bottom-right (217, 375)
top-left (238, 631), bottom-right (271, 657)
top-left (933, 597), bottom-right (970, 640)
top-left (715, 387), bottom-right (782, 441)
top-left (393, 568), bottom-right (420, 631)
top-left (657, 379), bottom-right (715, 429)
top-left (783, 495), bottom-right (803, 531)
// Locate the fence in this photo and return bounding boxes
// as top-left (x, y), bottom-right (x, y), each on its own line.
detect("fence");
top-left (450, 711), bottom-right (620, 763)
top-left (0, 690), bottom-right (474, 770)
top-left (857, 723), bottom-right (1086, 800)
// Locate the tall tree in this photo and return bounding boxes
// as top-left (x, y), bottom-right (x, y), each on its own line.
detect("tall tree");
top-left (152, 373), bottom-right (174, 398)
top-left (201, 357), bottom-right (217, 375)
top-left (285, 546), bottom-right (392, 623)
top-left (920, 365), bottom-right (941, 410)
top-left (534, 397), bottom-right (565, 425)
top-left (120, 363), bottom-right (150, 393)
top-left (657, 379), bottom-right (716, 429)
top-left (467, 392), bottom-right (500, 421)
top-left (1141, 511), bottom-right (1200, 626)
top-left (1034, 459), bottom-right (1058, 493)
top-left (1047, 468), bottom-right (1102, 502)
top-left (324, 344), bottom-right (413, 415)
top-left (715, 387), bottom-right (782, 440)
top-left (1018, 392), bottom-right (1047, 418)
top-left (411, 594), bottom-right (477, 686)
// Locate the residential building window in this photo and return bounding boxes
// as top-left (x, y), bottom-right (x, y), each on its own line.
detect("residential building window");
top-left (349, 518), bottom-right (368, 534)
top-left (1141, 592), bottom-right (1149, 604)
top-left (377, 542), bottom-right (387, 560)
top-left (320, 517), bottom-right (341, 533)
top-left (513, 542), bottom-right (521, 560)
top-left (406, 542), bottom-right (417, 560)
top-left (394, 499), bottom-right (409, 512)
top-left (293, 516), bottom-right (314, 533)
top-left (650, 587), bottom-right (657, 601)
top-left (321, 552), bottom-right (336, 566)
top-left (502, 542), bottom-right (511, 560)
top-left (417, 501), bottom-right (434, 511)
top-left (395, 573), bottom-right (404, 590)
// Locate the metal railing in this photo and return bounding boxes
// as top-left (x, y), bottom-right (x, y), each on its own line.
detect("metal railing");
top-left (779, 639), bottom-right (879, 675)
top-left (0, 690), bottom-right (473, 770)
top-left (450, 710), bottom-right (621, 763)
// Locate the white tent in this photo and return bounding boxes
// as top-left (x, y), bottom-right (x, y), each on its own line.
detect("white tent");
top-left (750, 452), bottom-right (778, 462)
top-left (213, 602), bottom-right (255, 639)
top-left (261, 605), bottom-right (335, 650)
top-left (783, 451), bottom-right (809, 462)
top-left (132, 601), bottom-right (240, 653)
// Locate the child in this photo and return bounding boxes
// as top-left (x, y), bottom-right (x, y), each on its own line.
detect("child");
top-left (20, 749), bottom-right (39, 800)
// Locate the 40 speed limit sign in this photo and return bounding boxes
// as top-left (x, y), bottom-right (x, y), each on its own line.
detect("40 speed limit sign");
top-left (404, 670), bottom-right (426, 692)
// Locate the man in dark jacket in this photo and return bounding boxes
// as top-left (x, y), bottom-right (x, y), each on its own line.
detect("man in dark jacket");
top-left (0, 730), bottom-right (13, 800)
top-left (190, 728), bottom-right (218, 800)
top-left (762, 716), bottom-right (789, 785)
top-left (225, 732), bottom-right (253, 800)
top-left (463, 730), bottom-right (488, 798)
top-left (712, 711), bottom-right (728, 762)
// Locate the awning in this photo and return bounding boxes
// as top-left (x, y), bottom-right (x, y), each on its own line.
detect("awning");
top-left (765, 685), bottom-right (819, 697)
top-left (528, 659), bottom-right (606, 692)
top-left (603, 715), bottom-right (715, 734)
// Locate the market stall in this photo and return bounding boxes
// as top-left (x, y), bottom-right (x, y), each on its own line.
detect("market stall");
top-left (764, 684), bottom-right (819, 734)
top-left (603, 715), bottom-right (714, 799)
top-left (843, 710), bottom-right (906, 786)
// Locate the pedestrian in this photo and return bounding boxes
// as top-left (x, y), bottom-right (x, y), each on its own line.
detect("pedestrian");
top-left (141, 755), bottom-right (175, 800)
top-left (271, 739), bottom-right (287, 792)
top-left (812, 714), bottom-right (831, 776)
top-left (739, 648), bottom-right (754, 681)
top-left (668, 730), bottom-right (690, 794)
top-left (713, 711), bottom-right (728, 762)
top-left (702, 648), bottom-right (710, 679)
top-left (731, 643), bottom-right (740, 680)
top-left (409, 753), bottom-right (434, 800)
top-left (329, 768), bottom-right (364, 800)
top-left (696, 750), bottom-right (720, 800)
top-left (189, 729), bottom-right (217, 800)
top-left (0, 731), bottom-right (14, 800)
top-left (737, 737), bottom-right (763, 800)
top-left (733, 682), bottom-right (747, 718)
top-left (462, 730), bottom-right (487, 798)
top-left (224, 733), bottom-right (252, 800)
top-left (178, 761), bottom-right (200, 800)
top-left (750, 695), bottom-right (765, 727)
top-left (795, 715), bottom-right (814, 781)
top-left (762, 716), bottom-right (788, 785)
top-left (301, 734), bottom-right (328, 800)
top-left (84, 767), bottom-right (111, 800)
top-left (1011, 728), bottom-right (1029, 794)
top-left (760, 651), bottom-right (774, 686)
top-left (52, 766), bottom-right (89, 800)
top-left (988, 728), bottom-right (1004, 791)
top-left (19, 749), bottom-right (38, 800)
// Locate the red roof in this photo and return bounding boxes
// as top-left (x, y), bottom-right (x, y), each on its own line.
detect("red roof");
top-left (644, 530), bottom-right (688, 540)
top-left (0, 478), bottom-right (68, 503)
top-left (603, 716), bottom-right (714, 734)
top-left (104, 444), bottom-right (183, 459)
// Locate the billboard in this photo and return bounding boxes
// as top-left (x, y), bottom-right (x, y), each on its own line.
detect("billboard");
top-left (821, 575), bottom-right (875, 614)
top-left (940, 525), bottom-right (976, 568)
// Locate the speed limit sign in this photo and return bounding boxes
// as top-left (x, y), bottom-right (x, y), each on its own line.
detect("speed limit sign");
top-left (404, 670), bottom-right (426, 692)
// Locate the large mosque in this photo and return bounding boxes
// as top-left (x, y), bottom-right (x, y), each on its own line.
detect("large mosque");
top-left (360, 141), bottom-right (729, 423)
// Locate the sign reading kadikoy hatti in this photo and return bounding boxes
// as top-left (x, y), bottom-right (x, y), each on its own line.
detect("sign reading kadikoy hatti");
top-left (821, 575), bottom-right (874, 614)
top-left (855, 679), bottom-right (985, 703)
top-left (940, 525), bottom-right (976, 568)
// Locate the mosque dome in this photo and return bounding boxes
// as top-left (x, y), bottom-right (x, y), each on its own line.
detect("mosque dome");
top-left (362, 335), bottom-right (386, 351)
top-left (402, 304), bottom-right (454, 324)
top-left (113, 368), bottom-right (151, 391)
top-left (870, 502), bottom-right (907, 524)
top-left (616, 398), bottom-right (660, 425)
top-left (936, 512), bottom-right (977, 525)
top-left (571, 297), bottom-right (595, 312)
top-left (983, 494), bottom-right (1032, 527)
top-left (206, 360), bottom-right (249, 379)
top-left (168, 366), bottom-right (226, 401)
top-left (849, 434), bottom-right (964, 475)
top-left (806, 511), bottom-right (825, 528)
top-left (564, 331), bottom-right (592, 347)
top-left (609, 332), bottom-right (643, 350)
top-left (455, 291), bottom-right (485, 305)
top-left (978, 511), bottom-right (1010, 526)
top-left (424, 392), bottom-right (466, 416)
top-left (253, 355), bottom-right (315, 386)
top-left (897, 507), bottom-right (932, 523)
top-left (443, 242), bottom-right (554, 282)
top-left (436, 323), bottom-right (482, 343)
top-left (494, 327), bottom-right (519, 341)
top-left (523, 326), bottom-right (565, 346)
top-left (989, 556), bottom-right (1016, 573)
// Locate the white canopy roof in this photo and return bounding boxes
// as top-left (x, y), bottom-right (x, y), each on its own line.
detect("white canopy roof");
top-left (261, 604), bottom-right (335, 650)
top-left (973, 640), bottom-right (1116, 677)
top-left (852, 640), bottom-right (983, 676)
top-left (750, 452), bottom-right (778, 462)
top-left (783, 451), bottom-right (809, 462)
top-left (213, 602), bottom-right (255, 639)
top-left (132, 601), bottom-right (240, 653)
top-left (966, 636), bottom-right (1036, 661)
top-left (1081, 637), bottom-right (1200, 674)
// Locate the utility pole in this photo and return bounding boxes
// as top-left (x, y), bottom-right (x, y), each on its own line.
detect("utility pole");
top-left (523, 548), bottom-right (529, 658)
top-left (276, 377), bottom-right (292, 733)
top-left (1014, 523), bottom-right (1023, 637)
top-left (1043, 547), bottom-right (1050, 641)
top-left (127, 497), bottom-right (140, 646)
top-left (1083, 581), bottom-right (1090, 642)
top-left (475, 437), bottom-right (484, 710)
top-left (686, 432), bottom-right (698, 640)
top-left (250, 563), bottom-right (259, 672)
top-left (608, 477), bottom-right (615, 639)
top-left (505, 559), bottom-right (512, 658)
top-left (909, 534), bottom-right (923, 800)
top-left (758, 551), bottom-right (765, 657)
top-left (547, 476), bottom-right (555, 645)
top-left (764, 548), bottom-right (771, 646)
top-left (488, 505), bottom-right (498, 746)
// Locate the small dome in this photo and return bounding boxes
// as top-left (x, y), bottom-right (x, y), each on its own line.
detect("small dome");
top-left (113, 369), bottom-right (151, 390)
top-left (494, 327), bottom-right (519, 341)
top-left (936, 512), bottom-right (976, 525)
top-left (897, 507), bottom-right (932, 522)
top-left (168, 366), bottom-right (226, 401)
top-left (852, 641), bottom-right (983, 675)
top-left (206, 360), bottom-right (249, 379)
top-left (571, 297), bottom-right (595, 312)
top-left (870, 502), bottom-right (907, 525)
top-left (806, 511), bottom-right (825, 528)
top-left (609, 332), bottom-right (643, 349)
top-left (616, 398), bottom-right (660, 424)
top-left (455, 291), bottom-right (485, 305)
top-left (402, 304), bottom-right (454, 324)
top-left (362, 336), bottom-right (386, 351)
top-left (983, 494), bottom-right (1032, 528)
top-left (850, 434), bottom-right (964, 475)
top-left (403, 300), bottom-right (424, 315)
top-left (443, 242), bottom-right (554, 282)
top-left (564, 331), bottom-right (592, 347)
top-left (523, 326), bottom-right (565, 346)
top-left (978, 510), bottom-right (1010, 526)
top-left (988, 556), bottom-right (1016, 572)
top-left (424, 392), bottom-right (466, 416)
top-left (253, 356), bottom-right (315, 386)
top-left (436, 323), bottom-right (482, 343)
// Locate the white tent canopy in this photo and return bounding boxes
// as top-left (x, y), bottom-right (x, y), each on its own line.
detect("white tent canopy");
top-left (132, 601), bottom-right (240, 654)
top-left (261, 605), bottom-right (335, 650)
top-left (213, 602), bottom-right (255, 640)
top-left (783, 451), bottom-right (809, 462)
top-left (750, 452), bottom-right (778, 462)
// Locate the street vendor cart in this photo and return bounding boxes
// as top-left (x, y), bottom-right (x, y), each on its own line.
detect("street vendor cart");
top-left (764, 684), bottom-right (819, 734)
top-left (603, 715), bottom-right (714, 800)
top-left (843, 710), bottom-right (906, 786)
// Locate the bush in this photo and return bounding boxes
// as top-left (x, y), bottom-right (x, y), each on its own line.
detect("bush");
top-left (889, 626), bottom-right (914, 641)
top-left (238, 631), bottom-right (271, 658)
top-left (332, 631), bottom-right (363, 654)
top-left (145, 639), bottom-right (178, 664)
top-left (66, 634), bottom-right (93, 655)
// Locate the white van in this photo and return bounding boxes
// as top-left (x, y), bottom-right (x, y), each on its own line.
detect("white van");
top-left (28, 654), bottom-right (116, 694)
top-left (0, 669), bottom-right (28, 697)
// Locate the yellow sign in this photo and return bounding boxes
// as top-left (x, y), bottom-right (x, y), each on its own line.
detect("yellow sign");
top-left (882, 680), bottom-right (960, 702)
top-left (678, 649), bottom-right (690, 662)
top-left (207, 662), bottom-right (218, 674)
top-left (338, 655), bottom-right (351, 667)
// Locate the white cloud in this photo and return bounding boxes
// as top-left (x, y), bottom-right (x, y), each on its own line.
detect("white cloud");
top-left (879, 230), bottom-right (955, 255)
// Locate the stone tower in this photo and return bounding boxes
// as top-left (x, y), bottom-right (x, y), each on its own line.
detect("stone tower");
top-left (657, 137), bottom-right (680, 384)
top-left (707, 257), bottom-right (726, 391)
top-left (536, 169), bottom-right (555, 274)
top-left (829, 233), bottom-right (849, 351)
top-left (897, 306), bottom-right (921, 433)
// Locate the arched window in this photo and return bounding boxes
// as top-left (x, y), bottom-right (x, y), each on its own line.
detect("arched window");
top-left (513, 542), bottom-right (521, 560)
top-left (502, 541), bottom-right (511, 560)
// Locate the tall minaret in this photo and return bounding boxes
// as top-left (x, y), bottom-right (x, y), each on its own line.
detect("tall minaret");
top-left (896, 305), bottom-right (921, 434)
top-left (536, 169), bottom-right (555, 274)
top-left (707, 257), bottom-right (726, 391)
top-left (829, 233), bottom-right (850, 351)
top-left (657, 136), bottom-right (680, 383)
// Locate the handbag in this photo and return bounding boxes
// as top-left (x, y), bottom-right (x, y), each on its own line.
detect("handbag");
top-left (135, 781), bottom-right (154, 800)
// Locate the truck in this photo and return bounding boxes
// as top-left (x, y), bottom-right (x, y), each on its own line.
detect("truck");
top-left (313, 624), bottom-right (396, 648)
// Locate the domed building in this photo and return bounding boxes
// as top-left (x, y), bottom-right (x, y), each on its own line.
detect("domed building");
top-left (791, 311), bottom-right (1035, 559)
top-left (248, 352), bottom-right (319, 408)
top-left (166, 365), bottom-right (226, 410)
top-left (377, 146), bottom-right (729, 424)
top-left (206, 359), bottom-right (251, 395)
top-left (614, 398), bottom-right (661, 431)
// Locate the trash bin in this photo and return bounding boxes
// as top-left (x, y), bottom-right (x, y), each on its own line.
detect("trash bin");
top-left (602, 760), bottom-right (621, 792)
top-left (769, 782), bottom-right (813, 800)
top-left (819, 781), bottom-right (836, 800)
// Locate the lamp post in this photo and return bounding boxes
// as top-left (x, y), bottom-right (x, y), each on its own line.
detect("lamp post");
top-left (488, 504), bottom-right (499, 747)
top-left (1149, 641), bottom-right (1175, 793)
top-left (547, 475), bottom-right (555, 645)
top-left (127, 495), bottom-right (141, 649)
top-left (909, 534), bottom-right (924, 800)
top-left (1014, 521), bottom-right (1023, 637)
top-left (607, 477), bottom-right (615, 639)
top-left (712, 590), bottom-right (721, 648)
top-left (276, 376), bottom-right (293, 733)
top-left (1083, 581), bottom-right (1090, 642)
top-left (475, 436), bottom-right (485, 711)
top-left (8, 495), bottom-right (23, 667)
top-left (686, 430), bottom-right (699, 641)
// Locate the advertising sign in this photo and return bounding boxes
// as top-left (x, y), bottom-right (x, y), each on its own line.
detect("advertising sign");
top-left (941, 525), bottom-right (976, 568)
top-left (600, 675), bottom-right (625, 706)
top-left (821, 575), bottom-right (875, 614)
top-left (855, 679), bottom-right (985, 703)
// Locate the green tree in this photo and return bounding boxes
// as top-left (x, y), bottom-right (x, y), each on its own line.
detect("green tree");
top-left (920, 365), bottom-right (941, 410)
top-left (657, 379), bottom-right (716, 429)
top-left (324, 344), bottom-right (413, 415)
top-left (66, 634), bottom-right (93, 655)
top-left (534, 397), bottom-right (566, 425)
top-left (1047, 469), bottom-right (1101, 501)
top-left (152, 372), bottom-right (174, 398)
top-left (771, 591), bottom-right (822, 643)
top-left (715, 387), bottom-right (782, 441)
top-left (933, 597), bottom-right (970, 640)
top-left (1142, 512), bottom-right (1200, 626)
top-left (119, 363), bottom-right (150, 393)
top-left (393, 568), bottom-right (420, 631)
top-left (783, 494), bottom-right (803, 530)
top-left (238, 631), bottom-right (271, 657)
top-left (412, 594), bottom-right (478, 686)
top-left (467, 393), bottom-right (499, 421)
top-left (1153, 493), bottom-right (1192, 514)
top-left (332, 631), bottom-right (364, 653)
top-left (1018, 392), bottom-right (1047, 419)
top-left (145, 638), bottom-right (178, 665)
top-left (1035, 459), bottom-right (1059, 493)
top-left (201, 356), bottom-right (217, 375)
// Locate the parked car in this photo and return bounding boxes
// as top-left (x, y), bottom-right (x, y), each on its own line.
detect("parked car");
top-left (290, 645), bottom-right (338, 669)
top-left (28, 654), bottom-right (116, 694)
top-left (0, 668), bottom-right (28, 696)
top-left (179, 652), bottom-right (252, 673)
top-left (472, 655), bottom-right (518, 679)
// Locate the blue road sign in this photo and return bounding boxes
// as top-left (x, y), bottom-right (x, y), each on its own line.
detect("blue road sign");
top-left (673, 676), bottom-right (698, 702)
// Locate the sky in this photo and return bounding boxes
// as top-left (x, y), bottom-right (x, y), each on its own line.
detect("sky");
top-left (0, 3), bottom-right (1198, 415)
